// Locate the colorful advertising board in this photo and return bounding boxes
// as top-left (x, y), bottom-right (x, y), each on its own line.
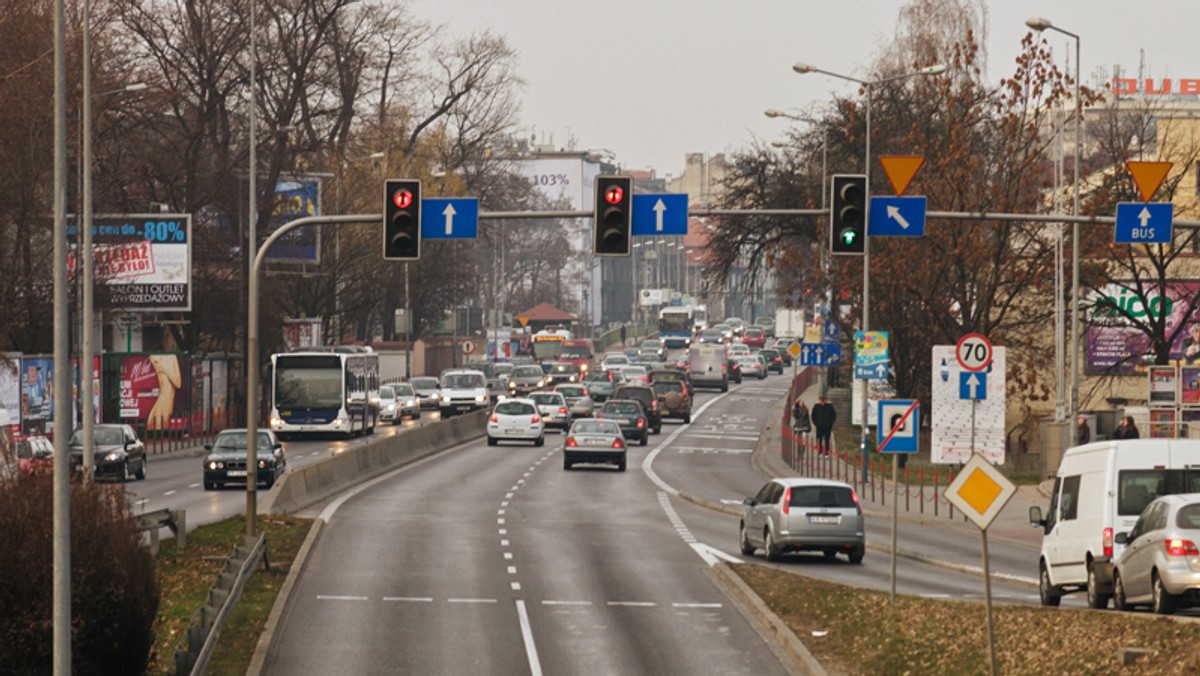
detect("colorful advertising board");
top-left (118, 354), bottom-right (189, 431)
top-left (20, 356), bottom-right (54, 435)
top-left (1085, 282), bottom-right (1200, 374)
top-left (68, 214), bottom-right (192, 311)
top-left (1148, 366), bottom-right (1179, 405)
top-left (264, 178), bottom-right (322, 262)
top-left (1181, 366), bottom-right (1200, 406)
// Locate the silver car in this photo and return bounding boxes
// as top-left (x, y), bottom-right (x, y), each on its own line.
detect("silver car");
top-left (409, 376), bottom-right (440, 410)
top-left (562, 418), bottom-right (627, 471)
top-left (529, 391), bottom-right (571, 430)
top-left (1113, 493), bottom-right (1200, 614)
top-left (740, 478), bottom-right (865, 564)
top-left (553, 383), bottom-right (595, 418)
top-left (737, 355), bottom-right (766, 380)
top-left (508, 365), bottom-right (547, 396)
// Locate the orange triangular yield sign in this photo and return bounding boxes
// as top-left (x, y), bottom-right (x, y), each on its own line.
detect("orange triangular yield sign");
top-left (879, 156), bottom-right (925, 196)
top-left (1127, 161), bottom-right (1172, 202)
top-left (517, 315), bottom-right (530, 327)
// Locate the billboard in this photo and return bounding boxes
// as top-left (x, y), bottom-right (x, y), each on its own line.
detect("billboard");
top-left (1085, 282), bottom-right (1200, 374)
top-left (264, 178), bottom-right (322, 262)
top-left (118, 353), bottom-right (189, 431)
top-left (69, 214), bottom-right (193, 311)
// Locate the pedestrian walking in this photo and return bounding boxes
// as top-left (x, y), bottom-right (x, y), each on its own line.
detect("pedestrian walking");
top-left (792, 399), bottom-right (812, 444)
top-left (1113, 415), bottom-right (1140, 440)
top-left (1075, 415), bottom-right (1091, 445)
top-left (620, 324), bottom-right (627, 346)
top-left (811, 395), bottom-right (837, 455)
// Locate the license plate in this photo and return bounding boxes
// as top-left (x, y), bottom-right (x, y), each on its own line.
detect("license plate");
top-left (227, 470), bottom-right (247, 477)
top-left (809, 515), bottom-right (840, 524)
top-left (506, 429), bottom-right (523, 436)
top-left (457, 405), bottom-right (472, 411)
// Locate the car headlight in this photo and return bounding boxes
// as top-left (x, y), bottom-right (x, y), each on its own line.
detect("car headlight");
top-left (258, 460), bottom-right (269, 469)
top-left (207, 460), bottom-right (223, 470)
top-left (104, 452), bottom-right (121, 462)
top-left (475, 394), bottom-right (486, 402)
top-left (404, 399), bottom-right (416, 408)
top-left (385, 403), bottom-right (397, 412)
top-left (441, 396), bottom-right (451, 403)
top-left (269, 416), bottom-right (282, 427)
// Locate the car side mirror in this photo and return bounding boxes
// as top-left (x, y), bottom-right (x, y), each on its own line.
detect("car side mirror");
top-left (1115, 531), bottom-right (1129, 545)
top-left (1028, 506), bottom-right (1044, 527)
top-left (204, 444), bottom-right (212, 451)
top-left (743, 498), bottom-right (755, 507)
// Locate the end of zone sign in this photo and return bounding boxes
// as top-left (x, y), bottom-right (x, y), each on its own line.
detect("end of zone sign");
top-left (877, 399), bottom-right (918, 453)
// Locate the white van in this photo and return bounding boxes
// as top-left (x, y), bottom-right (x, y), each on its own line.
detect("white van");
top-left (688, 345), bottom-right (729, 392)
top-left (1030, 439), bottom-right (1200, 608)
top-left (437, 369), bottom-right (489, 418)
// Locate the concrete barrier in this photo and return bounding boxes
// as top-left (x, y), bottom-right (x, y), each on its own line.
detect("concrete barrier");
top-left (268, 410), bottom-right (487, 515)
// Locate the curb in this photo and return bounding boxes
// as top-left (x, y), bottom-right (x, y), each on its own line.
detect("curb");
top-left (245, 518), bottom-right (325, 676)
top-left (706, 563), bottom-right (827, 676)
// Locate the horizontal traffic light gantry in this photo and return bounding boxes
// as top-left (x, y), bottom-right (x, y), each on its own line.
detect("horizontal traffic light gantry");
top-left (593, 175), bottom-right (632, 256)
top-left (384, 179), bottom-right (421, 261)
top-left (830, 174), bottom-right (867, 255)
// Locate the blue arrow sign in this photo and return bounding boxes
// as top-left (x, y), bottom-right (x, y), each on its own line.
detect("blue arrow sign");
top-left (422, 198), bottom-right (479, 239)
top-left (824, 320), bottom-right (839, 341)
top-left (868, 196), bottom-right (927, 237)
top-left (632, 194), bottom-right (688, 235)
top-left (1115, 202), bottom-right (1173, 244)
top-left (800, 342), bottom-right (841, 367)
top-left (960, 371), bottom-right (987, 400)
top-left (855, 363), bottom-right (889, 380)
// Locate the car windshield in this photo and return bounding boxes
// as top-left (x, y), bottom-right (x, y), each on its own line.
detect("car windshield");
top-left (738, 357), bottom-right (758, 366)
top-left (571, 421), bottom-right (620, 435)
top-left (604, 402), bottom-right (641, 415)
top-left (379, 386), bottom-right (395, 399)
top-left (604, 355), bottom-right (629, 365)
top-left (212, 431), bottom-right (273, 451)
top-left (495, 364), bottom-right (514, 376)
top-left (393, 384), bottom-right (414, 396)
top-left (70, 427), bottom-right (124, 446)
top-left (443, 374), bottom-right (484, 388)
top-left (410, 378), bottom-right (438, 390)
top-left (495, 402), bottom-right (535, 415)
top-left (641, 341), bottom-right (660, 349)
top-left (514, 366), bottom-right (543, 378)
top-left (557, 386), bottom-right (585, 397)
top-left (530, 393), bottom-right (562, 405)
top-left (583, 372), bottom-right (609, 382)
top-left (788, 485), bottom-right (856, 508)
top-left (653, 381), bottom-right (683, 395)
top-left (623, 367), bottom-right (647, 377)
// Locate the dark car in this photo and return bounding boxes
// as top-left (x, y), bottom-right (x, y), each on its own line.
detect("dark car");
top-left (759, 348), bottom-right (785, 374)
top-left (68, 424), bottom-right (146, 481)
top-left (545, 362), bottom-right (582, 386)
top-left (583, 368), bottom-right (623, 402)
top-left (612, 384), bottom-right (662, 434)
top-left (652, 379), bottom-right (692, 424)
top-left (596, 400), bottom-right (649, 446)
top-left (727, 357), bottom-right (743, 384)
top-left (203, 428), bottom-right (287, 490)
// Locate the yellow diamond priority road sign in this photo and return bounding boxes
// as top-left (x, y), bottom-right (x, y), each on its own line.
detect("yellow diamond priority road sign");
top-left (943, 453), bottom-right (1017, 530)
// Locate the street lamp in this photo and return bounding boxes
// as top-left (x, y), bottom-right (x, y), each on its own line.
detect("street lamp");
top-left (793, 61), bottom-right (945, 479)
top-left (1026, 16), bottom-right (1082, 429)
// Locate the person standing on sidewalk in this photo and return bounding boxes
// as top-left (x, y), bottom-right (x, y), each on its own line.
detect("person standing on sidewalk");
top-left (811, 395), bottom-right (836, 455)
top-left (1113, 415), bottom-right (1139, 439)
top-left (620, 324), bottom-right (627, 346)
top-left (1075, 415), bottom-right (1091, 445)
top-left (792, 399), bottom-right (812, 448)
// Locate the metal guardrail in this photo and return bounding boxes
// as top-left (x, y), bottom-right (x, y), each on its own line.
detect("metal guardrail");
top-left (135, 508), bottom-right (186, 554)
top-left (175, 534), bottom-right (268, 676)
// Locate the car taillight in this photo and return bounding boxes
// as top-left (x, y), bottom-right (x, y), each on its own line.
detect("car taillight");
top-left (651, 400), bottom-right (658, 411)
top-left (781, 487), bottom-right (791, 515)
top-left (531, 415), bottom-right (541, 424)
top-left (636, 418), bottom-right (645, 428)
top-left (851, 489), bottom-right (862, 514)
top-left (1165, 539), bottom-right (1200, 556)
top-left (489, 414), bottom-right (498, 423)
top-left (565, 437), bottom-right (578, 447)
top-left (1103, 527), bottom-right (1113, 558)
top-left (612, 439), bottom-right (625, 449)
top-left (558, 407), bottom-right (568, 415)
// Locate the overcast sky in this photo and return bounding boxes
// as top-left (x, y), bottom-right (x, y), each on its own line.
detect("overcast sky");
top-left (409, 0), bottom-right (1198, 178)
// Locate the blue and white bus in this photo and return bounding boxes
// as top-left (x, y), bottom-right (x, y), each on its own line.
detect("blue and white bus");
top-left (658, 306), bottom-right (695, 349)
top-left (269, 346), bottom-right (380, 439)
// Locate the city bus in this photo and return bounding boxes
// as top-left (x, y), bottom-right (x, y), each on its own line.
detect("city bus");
top-left (692, 304), bottom-right (708, 332)
top-left (268, 346), bottom-right (380, 439)
top-left (658, 306), bottom-right (695, 349)
top-left (532, 327), bottom-right (572, 363)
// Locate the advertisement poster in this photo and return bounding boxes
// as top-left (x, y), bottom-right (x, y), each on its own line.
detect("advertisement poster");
top-left (0, 355), bottom-right (20, 429)
top-left (1086, 282), bottom-right (1200, 374)
top-left (1149, 408), bottom-right (1177, 439)
top-left (119, 354), bottom-right (189, 430)
top-left (264, 178), bottom-right (322, 262)
top-left (71, 356), bottom-right (102, 425)
top-left (1181, 366), bottom-right (1200, 406)
top-left (283, 318), bottom-right (322, 351)
top-left (1148, 366), bottom-right (1179, 405)
top-left (68, 214), bottom-right (192, 311)
top-left (20, 356), bottom-right (54, 435)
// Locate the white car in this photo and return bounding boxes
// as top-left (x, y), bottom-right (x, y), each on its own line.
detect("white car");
top-left (601, 353), bottom-right (631, 371)
top-left (529, 391), bottom-right (571, 430)
top-left (486, 398), bottom-right (546, 446)
top-left (737, 355), bottom-right (766, 379)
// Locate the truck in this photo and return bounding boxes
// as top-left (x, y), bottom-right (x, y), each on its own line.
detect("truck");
top-left (774, 308), bottom-right (806, 339)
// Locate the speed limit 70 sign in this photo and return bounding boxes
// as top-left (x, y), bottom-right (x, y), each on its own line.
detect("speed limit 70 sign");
top-left (955, 333), bottom-right (993, 372)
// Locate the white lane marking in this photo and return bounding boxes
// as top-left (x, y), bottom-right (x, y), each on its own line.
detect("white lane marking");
top-left (683, 434), bottom-right (760, 441)
top-left (498, 509), bottom-right (506, 515)
top-left (542, 600), bottom-right (592, 606)
top-left (675, 447), bottom-right (752, 454)
top-left (383, 597), bottom-right (433, 603)
top-left (501, 539), bottom-right (510, 546)
top-left (501, 501), bottom-right (509, 507)
top-left (317, 595), bottom-right (368, 601)
top-left (608, 601), bottom-right (656, 607)
top-left (163, 490), bottom-right (177, 496)
top-left (512, 582), bottom-right (522, 591)
top-left (506, 492), bottom-right (514, 499)
top-left (504, 552), bottom-right (513, 560)
top-left (641, 394), bottom-right (731, 494)
top-left (508, 566), bottom-right (517, 574)
top-left (919, 594), bottom-right (952, 599)
top-left (673, 603), bottom-right (724, 608)
top-left (658, 493), bottom-right (696, 544)
top-left (497, 518), bottom-right (506, 525)
top-left (309, 451), bottom-right (320, 456)
top-left (690, 543), bottom-right (743, 566)
top-left (516, 600), bottom-right (544, 676)
top-left (448, 598), bottom-right (498, 604)
top-left (188, 483), bottom-right (200, 488)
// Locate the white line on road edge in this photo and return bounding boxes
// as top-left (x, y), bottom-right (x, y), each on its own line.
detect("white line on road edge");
top-left (607, 601), bottom-right (657, 607)
top-left (672, 603), bottom-right (724, 608)
top-left (317, 595), bottom-right (368, 601)
top-left (382, 597), bottom-right (433, 602)
top-left (542, 600), bottom-right (592, 606)
top-left (641, 389), bottom-right (732, 494)
top-left (516, 600), bottom-right (544, 676)
top-left (690, 543), bottom-right (743, 566)
top-left (447, 598), bottom-right (498, 604)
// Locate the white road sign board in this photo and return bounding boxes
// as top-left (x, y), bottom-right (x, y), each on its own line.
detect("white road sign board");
top-left (932, 344), bottom-right (1006, 465)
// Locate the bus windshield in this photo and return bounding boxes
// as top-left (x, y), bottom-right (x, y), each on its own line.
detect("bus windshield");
top-left (533, 340), bottom-right (564, 361)
top-left (659, 311), bottom-right (692, 334)
top-left (275, 359), bottom-right (344, 409)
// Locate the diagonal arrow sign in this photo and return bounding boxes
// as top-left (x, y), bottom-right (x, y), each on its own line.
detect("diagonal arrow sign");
top-left (442, 203), bottom-right (457, 236)
top-left (887, 205), bottom-right (910, 229)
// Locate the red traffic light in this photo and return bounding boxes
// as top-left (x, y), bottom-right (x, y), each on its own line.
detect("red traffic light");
top-left (392, 190), bottom-right (414, 209)
top-left (604, 185), bottom-right (624, 205)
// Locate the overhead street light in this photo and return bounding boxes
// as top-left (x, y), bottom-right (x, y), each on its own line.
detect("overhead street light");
top-left (793, 60), bottom-right (945, 480)
top-left (1026, 16), bottom-right (1082, 429)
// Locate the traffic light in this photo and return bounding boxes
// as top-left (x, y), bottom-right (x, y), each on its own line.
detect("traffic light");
top-left (830, 174), bottom-right (867, 255)
top-left (593, 175), bottom-right (632, 256)
top-left (384, 179), bottom-right (421, 261)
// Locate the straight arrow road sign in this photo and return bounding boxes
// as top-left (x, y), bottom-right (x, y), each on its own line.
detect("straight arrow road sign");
top-left (960, 371), bottom-right (986, 400)
top-left (632, 194), bottom-right (688, 235)
top-left (1114, 202), bottom-right (1173, 243)
top-left (422, 198), bottom-right (479, 239)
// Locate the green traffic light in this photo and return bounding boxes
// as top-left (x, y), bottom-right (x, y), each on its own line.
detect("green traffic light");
top-left (841, 230), bottom-right (858, 245)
